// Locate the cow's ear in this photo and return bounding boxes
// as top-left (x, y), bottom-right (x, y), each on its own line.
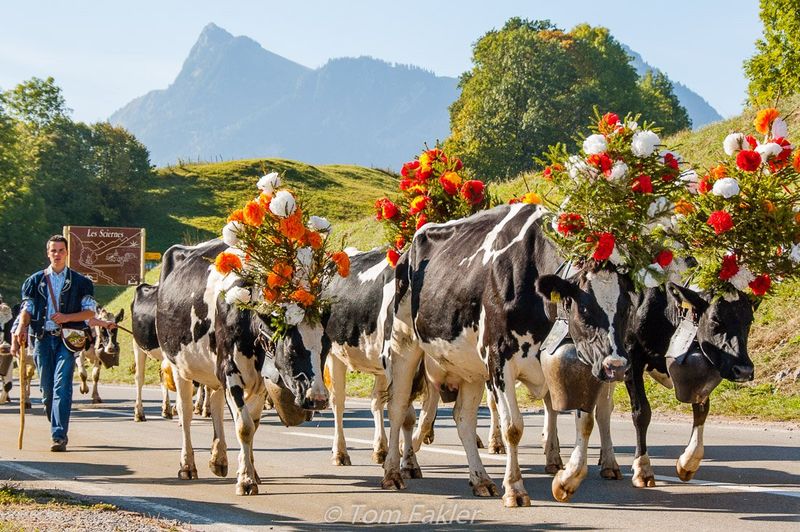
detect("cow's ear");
top-left (115, 308), bottom-right (125, 323)
top-left (667, 282), bottom-right (708, 313)
top-left (536, 275), bottom-right (579, 303)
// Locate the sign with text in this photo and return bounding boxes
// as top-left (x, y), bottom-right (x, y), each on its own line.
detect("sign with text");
top-left (64, 226), bottom-right (145, 286)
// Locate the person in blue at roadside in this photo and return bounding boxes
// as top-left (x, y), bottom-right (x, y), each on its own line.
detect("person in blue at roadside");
top-left (13, 235), bottom-right (97, 452)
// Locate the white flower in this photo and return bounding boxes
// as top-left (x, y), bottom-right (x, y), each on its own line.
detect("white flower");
top-left (222, 221), bottom-right (242, 247)
top-left (269, 190), bottom-right (297, 217)
top-left (308, 215), bottom-right (331, 233)
top-left (791, 243), bottom-right (800, 263)
top-left (567, 155), bottom-right (591, 180)
top-left (723, 133), bottom-right (746, 156)
top-left (257, 172), bottom-right (281, 194)
top-left (283, 303), bottom-right (305, 326)
top-left (626, 120), bottom-right (638, 131)
top-left (224, 286), bottom-right (251, 305)
top-left (680, 170), bottom-right (699, 194)
top-left (638, 264), bottom-right (663, 288)
top-left (583, 134), bottom-right (607, 155)
top-left (631, 130), bottom-right (660, 158)
top-left (647, 197), bottom-right (670, 218)
top-left (608, 161), bottom-right (628, 181)
top-left (296, 247), bottom-right (313, 268)
top-left (755, 142), bottom-right (783, 160)
top-left (711, 177), bottom-right (740, 198)
top-left (729, 265), bottom-right (755, 291)
top-left (772, 117), bottom-right (788, 139)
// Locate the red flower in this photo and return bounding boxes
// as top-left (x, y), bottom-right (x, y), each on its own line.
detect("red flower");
top-left (698, 176), bottom-right (712, 194)
top-left (557, 213), bottom-right (585, 236)
top-left (592, 232), bottom-right (615, 261)
top-left (631, 175), bottom-right (653, 194)
top-left (460, 180), bottom-right (485, 205)
top-left (417, 168), bottom-right (432, 181)
top-left (736, 150), bottom-right (761, 172)
top-left (408, 195), bottom-right (430, 215)
top-left (749, 274), bottom-right (771, 296)
top-left (453, 158), bottom-right (463, 171)
top-left (654, 250), bottom-right (674, 268)
top-left (663, 152), bottom-right (679, 170)
top-left (395, 235), bottom-right (405, 249)
top-left (774, 137), bottom-right (792, 162)
top-left (587, 153), bottom-right (613, 175)
top-left (745, 135), bottom-right (758, 149)
top-left (707, 210), bottom-right (734, 234)
top-left (602, 112), bottom-right (619, 126)
top-left (719, 254), bottom-right (739, 281)
top-left (399, 178), bottom-right (413, 190)
top-left (375, 198), bottom-right (399, 220)
top-left (387, 248), bottom-right (400, 268)
top-left (439, 171), bottom-right (462, 195)
top-left (400, 160), bottom-right (420, 177)
top-left (416, 213), bottom-right (428, 230)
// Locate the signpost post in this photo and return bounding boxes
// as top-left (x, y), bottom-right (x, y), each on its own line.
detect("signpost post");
top-left (63, 226), bottom-right (145, 286)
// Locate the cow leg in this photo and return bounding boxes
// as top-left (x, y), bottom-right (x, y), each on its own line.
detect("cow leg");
top-left (208, 387), bottom-right (229, 478)
top-left (626, 356), bottom-right (655, 487)
top-left (193, 384), bottom-right (204, 415)
top-left (175, 373), bottom-right (198, 479)
top-left (133, 344), bottom-right (147, 421)
top-left (77, 351), bottom-right (89, 395)
top-left (542, 393), bottom-right (564, 473)
top-left (400, 404), bottom-right (422, 478)
top-left (596, 383), bottom-right (621, 480)
top-left (677, 399), bottom-right (710, 482)
top-left (0, 375), bottom-right (9, 404)
top-left (495, 369), bottom-right (531, 507)
top-left (370, 373), bottom-right (388, 464)
top-left (552, 409), bottom-right (594, 502)
top-left (411, 376), bottom-right (438, 453)
top-left (486, 390), bottom-right (505, 454)
top-left (91, 360), bottom-right (102, 404)
top-left (226, 374), bottom-right (261, 496)
top-left (202, 385), bottom-right (212, 417)
top-left (328, 355), bottom-right (351, 466)
top-left (456, 380), bottom-right (498, 497)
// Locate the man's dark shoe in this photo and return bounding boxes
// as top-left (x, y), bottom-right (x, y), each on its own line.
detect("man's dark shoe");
top-left (50, 438), bottom-right (67, 452)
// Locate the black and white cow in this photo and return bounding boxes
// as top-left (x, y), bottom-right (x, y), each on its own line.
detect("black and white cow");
top-left (623, 284), bottom-right (756, 487)
top-left (76, 307), bottom-right (124, 404)
top-left (381, 203), bottom-right (634, 507)
top-left (156, 239), bottom-right (329, 495)
top-left (323, 248), bottom-right (438, 466)
top-left (0, 299), bottom-right (16, 404)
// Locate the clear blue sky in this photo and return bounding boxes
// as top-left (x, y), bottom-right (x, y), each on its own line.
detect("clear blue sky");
top-left (0, 1), bottom-right (761, 123)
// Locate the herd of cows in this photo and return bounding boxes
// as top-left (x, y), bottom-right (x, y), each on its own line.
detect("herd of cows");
top-left (0, 203), bottom-right (758, 507)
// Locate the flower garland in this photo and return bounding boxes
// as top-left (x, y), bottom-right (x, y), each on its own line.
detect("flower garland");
top-left (531, 111), bottom-right (688, 287)
top-left (674, 108), bottom-right (800, 296)
top-left (375, 145), bottom-right (490, 266)
top-left (215, 172), bottom-right (350, 337)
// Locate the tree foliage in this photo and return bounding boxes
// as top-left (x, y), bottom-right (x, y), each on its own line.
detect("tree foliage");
top-left (447, 18), bottom-right (690, 181)
top-left (744, 0), bottom-right (800, 105)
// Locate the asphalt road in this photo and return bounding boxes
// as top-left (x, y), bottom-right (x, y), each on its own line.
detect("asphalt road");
top-left (0, 380), bottom-right (798, 531)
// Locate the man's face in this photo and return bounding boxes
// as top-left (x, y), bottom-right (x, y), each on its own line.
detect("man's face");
top-left (47, 241), bottom-right (68, 270)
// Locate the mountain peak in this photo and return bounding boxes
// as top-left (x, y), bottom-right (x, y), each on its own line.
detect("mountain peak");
top-left (198, 22), bottom-right (233, 44)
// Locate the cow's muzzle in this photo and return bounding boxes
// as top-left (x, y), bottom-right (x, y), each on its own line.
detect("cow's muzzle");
top-left (730, 364), bottom-right (754, 382)
top-left (602, 355), bottom-right (629, 382)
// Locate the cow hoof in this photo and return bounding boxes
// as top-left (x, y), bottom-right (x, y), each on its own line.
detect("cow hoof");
top-left (372, 448), bottom-right (387, 465)
top-left (600, 467), bottom-right (623, 480)
top-left (331, 452), bottom-right (351, 466)
top-left (178, 466), bottom-right (198, 480)
top-left (202, 409), bottom-right (211, 419)
top-left (401, 466), bottom-right (423, 479)
top-left (632, 474), bottom-right (656, 488)
top-left (544, 463), bottom-right (564, 475)
top-left (488, 440), bottom-right (506, 455)
top-left (161, 409), bottom-right (173, 420)
top-left (134, 412), bottom-right (146, 422)
top-left (80, 384), bottom-right (89, 394)
top-left (502, 490), bottom-right (531, 507)
top-left (470, 478), bottom-right (500, 497)
top-left (381, 470), bottom-right (406, 490)
top-left (676, 463), bottom-right (697, 482)
top-left (552, 471), bottom-right (577, 503)
top-left (92, 397), bottom-right (102, 405)
top-left (423, 430), bottom-right (434, 445)
top-left (209, 460), bottom-right (228, 477)
top-left (236, 480), bottom-right (258, 496)
top-left (476, 435), bottom-right (485, 449)
top-left (24, 401), bottom-right (32, 411)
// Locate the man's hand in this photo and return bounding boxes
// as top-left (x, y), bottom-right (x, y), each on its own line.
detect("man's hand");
top-left (13, 326), bottom-right (28, 349)
top-left (51, 312), bottom-right (68, 325)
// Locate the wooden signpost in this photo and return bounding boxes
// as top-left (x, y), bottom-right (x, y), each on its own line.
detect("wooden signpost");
top-left (63, 226), bottom-right (146, 286)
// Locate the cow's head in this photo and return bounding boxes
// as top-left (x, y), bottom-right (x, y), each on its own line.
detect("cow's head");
top-left (537, 264), bottom-right (634, 382)
top-left (667, 283), bottom-right (755, 382)
top-left (259, 320), bottom-right (329, 411)
top-left (96, 308), bottom-right (124, 358)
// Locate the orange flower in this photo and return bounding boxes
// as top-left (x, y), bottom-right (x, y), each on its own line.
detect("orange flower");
top-left (306, 230), bottom-right (323, 250)
top-left (763, 200), bottom-right (775, 213)
top-left (243, 200), bottom-right (266, 226)
top-left (395, 234), bottom-right (405, 249)
top-left (795, 212), bottom-right (800, 225)
top-left (710, 165), bottom-right (727, 179)
top-left (754, 108), bottom-right (780, 135)
top-left (439, 171), bottom-right (462, 195)
top-left (674, 199), bottom-right (695, 215)
top-left (291, 288), bottom-right (316, 307)
top-left (267, 262), bottom-right (293, 288)
top-left (793, 150), bottom-right (800, 173)
top-left (521, 192), bottom-right (542, 205)
top-left (409, 195), bottom-right (430, 215)
top-left (387, 248), bottom-right (400, 267)
top-left (262, 286), bottom-right (279, 302)
top-left (331, 251), bottom-right (350, 277)
top-left (214, 252), bottom-right (242, 275)
top-left (258, 192), bottom-right (272, 209)
top-left (227, 209), bottom-right (244, 223)
top-left (279, 211), bottom-right (306, 240)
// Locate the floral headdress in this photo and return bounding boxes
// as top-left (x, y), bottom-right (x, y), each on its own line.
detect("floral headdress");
top-left (673, 108), bottom-right (800, 296)
top-left (375, 145), bottom-right (490, 266)
top-left (532, 111), bottom-right (688, 287)
top-left (215, 172), bottom-right (350, 337)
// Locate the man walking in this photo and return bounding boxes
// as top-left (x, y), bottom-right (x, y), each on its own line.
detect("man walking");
top-left (14, 235), bottom-right (96, 451)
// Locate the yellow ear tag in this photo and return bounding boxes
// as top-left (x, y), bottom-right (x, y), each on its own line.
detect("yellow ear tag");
top-left (681, 301), bottom-right (693, 310)
top-left (550, 291), bottom-right (561, 303)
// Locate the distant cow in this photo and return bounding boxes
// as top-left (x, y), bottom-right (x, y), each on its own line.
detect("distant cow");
top-left (381, 204), bottom-right (633, 507)
top-left (0, 299), bottom-right (16, 404)
top-left (156, 239), bottom-right (329, 495)
top-left (76, 307), bottom-right (124, 404)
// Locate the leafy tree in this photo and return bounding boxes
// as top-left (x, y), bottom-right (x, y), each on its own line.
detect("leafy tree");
top-left (447, 18), bottom-right (690, 180)
top-left (637, 70), bottom-right (691, 134)
top-left (0, 76), bottom-right (70, 133)
top-left (744, 0), bottom-right (800, 104)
